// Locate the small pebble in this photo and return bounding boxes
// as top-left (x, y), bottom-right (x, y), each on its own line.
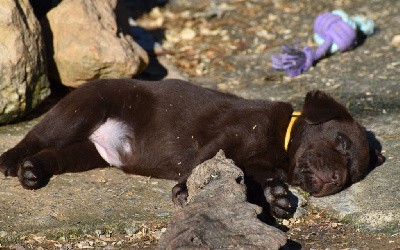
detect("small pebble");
top-left (153, 230), bottom-right (164, 240)
top-left (125, 227), bottom-right (139, 236)
top-left (180, 28), bottom-right (196, 40)
top-left (282, 219), bottom-right (290, 226)
top-left (390, 35), bottom-right (400, 47)
top-left (95, 229), bottom-right (103, 237)
top-left (60, 243), bottom-right (73, 250)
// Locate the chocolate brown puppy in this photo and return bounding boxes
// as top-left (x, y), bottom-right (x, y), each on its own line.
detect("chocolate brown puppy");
top-left (0, 79), bottom-right (379, 217)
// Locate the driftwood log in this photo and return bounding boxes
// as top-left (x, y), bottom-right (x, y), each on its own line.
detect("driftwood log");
top-left (157, 150), bottom-right (287, 249)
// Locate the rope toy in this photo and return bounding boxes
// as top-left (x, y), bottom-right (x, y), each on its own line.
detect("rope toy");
top-left (271, 10), bottom-right (374, 77)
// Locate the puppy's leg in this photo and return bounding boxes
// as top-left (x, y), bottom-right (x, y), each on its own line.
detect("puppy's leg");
top-left (18, 140), bottom-right (107, 189)
top-left (170, 138), bottom-right (224, 207)
top-left (0, 98), bottom-right (107, 177)
top-left (264, 179), bottom-right (291, 218)
top-left (169, 134), bottom-right (233, 207)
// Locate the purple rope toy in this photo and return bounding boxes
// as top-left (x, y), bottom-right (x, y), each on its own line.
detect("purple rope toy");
top-left (271, 10), bottom-right (374, 77)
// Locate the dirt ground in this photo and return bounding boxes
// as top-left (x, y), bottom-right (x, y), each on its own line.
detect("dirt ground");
top-left (3, 207), bottom-right (399, 249)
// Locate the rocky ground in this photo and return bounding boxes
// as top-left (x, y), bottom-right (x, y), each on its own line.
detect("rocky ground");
top-left (1, 0), bottom-right (399, 249)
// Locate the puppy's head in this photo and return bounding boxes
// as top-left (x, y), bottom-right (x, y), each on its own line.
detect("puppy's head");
top-left (288, 90), bottom-right (376, 197)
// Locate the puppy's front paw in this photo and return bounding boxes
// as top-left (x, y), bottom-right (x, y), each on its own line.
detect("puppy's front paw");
top-left (172, 183), bottom-right (188, 207)
top-left (0, 150), bottom-right (20, 177)
top-left (264, 180), bottom-right (291, 218)
top-left (18, 160), bottom-right (50, 190)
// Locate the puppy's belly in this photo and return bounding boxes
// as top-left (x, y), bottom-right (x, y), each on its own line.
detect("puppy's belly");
top-left (89, 119), bottom-right (133, 167)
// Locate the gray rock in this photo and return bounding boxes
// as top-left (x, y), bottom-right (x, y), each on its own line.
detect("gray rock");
top-left (288, 187), bottom-right (308, 219)
top-left (45, 0), bottom-right (149, 87)
top-left (0, 231), bottom-right (7, 238)
top-left (0, 0), bottom-right (50, 124)
top-left (157, 150), bottom-right (287, 250)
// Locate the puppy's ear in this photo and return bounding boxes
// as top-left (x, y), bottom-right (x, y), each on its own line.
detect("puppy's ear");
top-left (369, 147), bottom-right (385, 168)
top-left (302, 90), bottom-right (352, 124)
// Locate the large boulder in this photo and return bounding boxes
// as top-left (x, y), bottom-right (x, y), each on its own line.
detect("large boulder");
top-left (0, 0), bottom-right (50, 124)
top-left (157, 151), bottom-right (287, 249)
top-left (45, 0), bottom-right (148, 87)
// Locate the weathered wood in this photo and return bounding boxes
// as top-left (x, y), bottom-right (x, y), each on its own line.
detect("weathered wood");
top-left (157, 150), bottom-right (287, 249)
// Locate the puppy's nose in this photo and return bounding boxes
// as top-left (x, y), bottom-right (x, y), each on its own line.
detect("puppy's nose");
top-left (331, 171), bottom-right (340, 184)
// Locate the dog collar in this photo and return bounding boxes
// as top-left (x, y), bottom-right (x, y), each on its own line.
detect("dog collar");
top-left (284, 111), bottom-right (301, 151)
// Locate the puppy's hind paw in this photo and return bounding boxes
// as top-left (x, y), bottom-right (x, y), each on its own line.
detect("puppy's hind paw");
top-left (0, 151), bottom-right (20, 177)
top-left (172, 183), bottom-right (188, 207)
top-left (264, 180), bottom-right (292, 218)
top-left (18, 159), bottom-right (50, 190)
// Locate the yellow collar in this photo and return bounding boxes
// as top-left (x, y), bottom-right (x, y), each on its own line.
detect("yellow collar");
top-left (284, 111), bottom-right (301, 151)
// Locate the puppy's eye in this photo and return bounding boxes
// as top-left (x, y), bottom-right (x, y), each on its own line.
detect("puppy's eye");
top-left (335, 132), bottom-right (352, 155)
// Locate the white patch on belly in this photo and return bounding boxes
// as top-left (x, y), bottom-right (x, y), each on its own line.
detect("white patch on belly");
top-left (89, 118), bottom-right (133, 168)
